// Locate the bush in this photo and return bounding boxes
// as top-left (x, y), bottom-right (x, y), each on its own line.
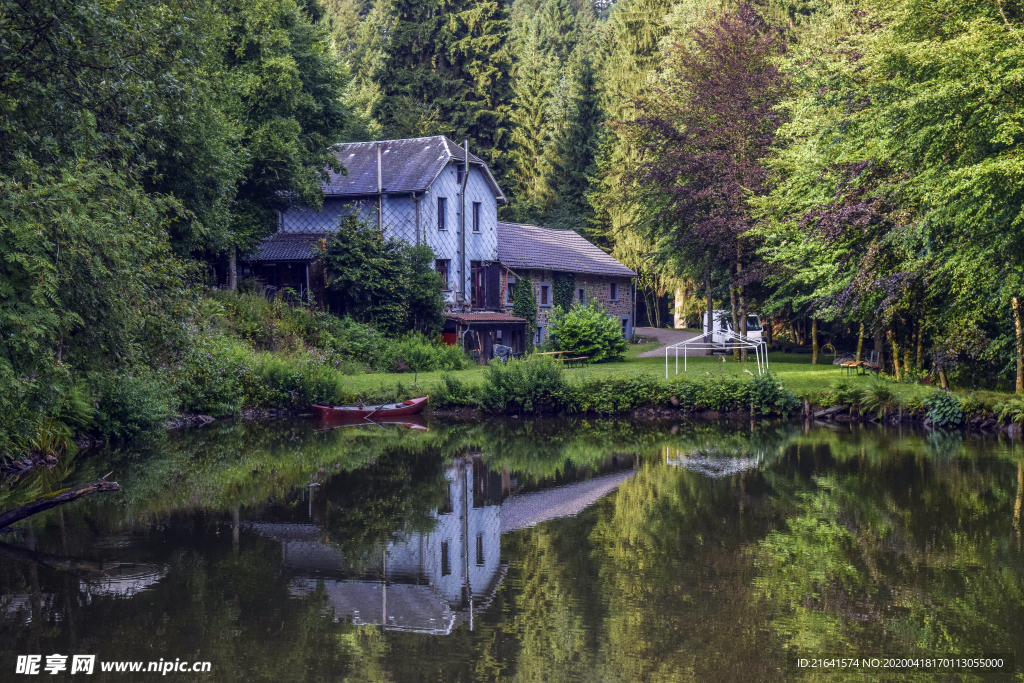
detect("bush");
top-left (480, 358), bottom-right (568, 414)
top-left (996, 396), bottom-right (1024, 424)
top-left (547, 302), bottom-right (627, 362)
top-left (432, 373), bottom-right (481, 408)
top-left (924, 391), bottom-right (965, 429)
top-left (90, 372), bottom-right (173, 439)
top-left (862, 382), bottom-right (899, 419)
top-left (377, 334), bottom-right (471, 373)
top-left (171, 332), bottom-right (245, 416)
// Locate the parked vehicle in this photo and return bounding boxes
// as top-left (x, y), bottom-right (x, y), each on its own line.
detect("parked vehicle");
top-left (701, 310), bottom-right (764, 349)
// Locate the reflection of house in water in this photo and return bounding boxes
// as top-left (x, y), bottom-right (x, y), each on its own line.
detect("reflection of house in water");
top-left (250, 458), bottom-right (635, 635)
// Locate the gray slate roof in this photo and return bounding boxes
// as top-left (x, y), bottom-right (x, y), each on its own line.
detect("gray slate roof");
top-left (326, 136), bottom-right (506, 202)
top-left (245, 233), bottom-right (322, 262)
top-left (496, 222), bottom-right (636, 278)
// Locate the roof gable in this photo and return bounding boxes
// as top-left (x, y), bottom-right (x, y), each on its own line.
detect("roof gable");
top-left (496, 222), bottom-right (636, 278)
top-left (325, 136), bottom-right (505, 202)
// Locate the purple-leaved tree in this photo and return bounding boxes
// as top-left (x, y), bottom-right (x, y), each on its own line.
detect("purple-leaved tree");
top-left (623, 5), bottom-right (786, 356)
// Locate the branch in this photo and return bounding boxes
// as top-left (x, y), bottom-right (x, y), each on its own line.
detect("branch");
top-left (998, 0), bottom-right (1023, 44)
top-left (0, 473), bottom-right (119, 531)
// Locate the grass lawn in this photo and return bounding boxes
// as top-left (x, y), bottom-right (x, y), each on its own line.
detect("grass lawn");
top-left (336, 341), bottom-right (1008, 406)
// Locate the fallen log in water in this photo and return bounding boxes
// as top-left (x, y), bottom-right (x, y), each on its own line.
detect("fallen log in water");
top-left (0, 473), bottom-right (119, 531)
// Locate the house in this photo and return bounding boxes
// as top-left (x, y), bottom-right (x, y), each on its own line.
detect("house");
top-left (244, 135), bottom-right (529, 356)
top-left (496, 221), bottom-right (637, 345)
top-left (244, 135), bottom-right (635, 358)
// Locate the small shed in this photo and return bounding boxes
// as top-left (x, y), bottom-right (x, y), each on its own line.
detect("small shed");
top-left (444, 313), bottom-right (528, 364)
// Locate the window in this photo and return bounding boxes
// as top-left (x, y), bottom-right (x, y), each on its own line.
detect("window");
top-left (441, 541), bottom-right (451, 576)
top-left (609, 282), bottom-right (619, 301)
top-left (472, 202), bottom-right (481, 232)
top-left (621, 317), bottom-right (631, 339)
top-left (456, 166), bottom-right (463, 185)
top-left (536, 324), bottom-right (545, 344)
top-left (476, 533), bottom-right (485, 566)
top-left (437, 197), bottom-right (447, 230)
top-left (504, 279), bottom-right (515, 305)
top-left (436, 259), bottom-right (450, 290)
top-left (539, 283), bottom-right (551, 307)
top-left (578, 288), bottom-right (587, 306)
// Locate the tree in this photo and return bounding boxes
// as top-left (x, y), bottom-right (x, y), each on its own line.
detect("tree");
top-left (623, 6), bottom-right (787, 351)
top-left (319, 215), bottom-right (446, 334)
top-left (371, 0), bottom-right (512, 176)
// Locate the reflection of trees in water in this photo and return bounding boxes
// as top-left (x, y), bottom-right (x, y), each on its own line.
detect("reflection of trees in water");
top-left (752, 443), bottom-right (1024, 673)
top-left (3, 419), bottom-right (1023, 682)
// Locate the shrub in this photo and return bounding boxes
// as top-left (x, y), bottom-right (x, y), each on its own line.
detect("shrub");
top-left (862, 382), bottom-right (899, 419)
top-left (547, 302), bottom-right (627, 362)
top-left (829, 380), bottom-right (864, 408)
top-left (480, 358), bottom-right (568, 414)
top-left (432, 373), bottom-right (480, 408)
top-left (924, 391), bottom-right (964, 429)
top-left (378, 334), bottom-right (471, 373)
top-left (746, 373), bottom-right (801, 416)
top-left (171, 332), bottom-right (245, 416)
top-left (995, 396), bottom-right (1024, 424)
top-left (90, 372), bottom-right (173, 439)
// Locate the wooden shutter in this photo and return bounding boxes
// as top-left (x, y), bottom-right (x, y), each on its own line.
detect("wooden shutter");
top-left (484, 262), bottom-right (501, 309)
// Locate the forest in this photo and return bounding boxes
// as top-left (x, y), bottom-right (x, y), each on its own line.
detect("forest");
top-left (3, 0), bottom-right (1024, 455)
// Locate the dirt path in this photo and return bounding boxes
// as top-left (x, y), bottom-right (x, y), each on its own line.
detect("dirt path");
top-left (635, 327), bottom-right (705, 357)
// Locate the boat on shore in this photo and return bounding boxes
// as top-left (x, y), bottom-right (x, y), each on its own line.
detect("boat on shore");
top-left (311, 396), bottom-right (428, 421)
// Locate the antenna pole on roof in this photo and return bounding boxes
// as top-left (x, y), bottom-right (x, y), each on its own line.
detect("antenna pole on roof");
top-left (461, 139), bottom-right (469, 307)
top-left (377, 142), bottom-right (383, 235)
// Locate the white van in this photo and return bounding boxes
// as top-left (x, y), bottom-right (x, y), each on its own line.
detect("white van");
top-left (702, 310), bottom-right (764, 346)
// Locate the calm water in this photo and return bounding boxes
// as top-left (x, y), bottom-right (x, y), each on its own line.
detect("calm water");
top-left (1, 418), bottom-right (1022, 682)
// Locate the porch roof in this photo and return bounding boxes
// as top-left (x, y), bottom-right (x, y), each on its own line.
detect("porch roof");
top-left (244, 233), bottom-right (322, 262)
top-left (445, 312), bottom-right (527, 325)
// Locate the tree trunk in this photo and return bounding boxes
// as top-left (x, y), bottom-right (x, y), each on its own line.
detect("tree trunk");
top-left (904, 343), bottom-right (912, 379)
top-left (704, 267), bottom-right (713, 345)
top-left (873, 323), bottom-right (884, 370)
top-left (939, 366), bottom-right (949, 390)
top-left (730, 283), bottom-right (740, 361)
top-left (811, 318), bottom-right (818, 364)
top-left (915, 322), bottom-right (924, 371)
top-left (764, 317), bottom-right (773, 346)
top-left (856, 322), bottom-right (865, 361)
top-left (888, 329), bottom-right (902, 381)
top-left (790, 320), bottom-right (799, 346)
top-left (0, 477), bottom-right (119, 531)
top-left (228, 247), bottom-right (238, 292)
top-left (737, 245), bottom-right (747, 362)
top-left (1014, 296), bottom-right (1023, 394)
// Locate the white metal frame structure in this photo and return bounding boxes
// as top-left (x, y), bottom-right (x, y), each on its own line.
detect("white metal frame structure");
top-left (664, 330), bottom-right (770, 378)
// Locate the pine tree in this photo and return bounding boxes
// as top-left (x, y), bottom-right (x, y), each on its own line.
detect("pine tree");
top-left (371, 0), bottom-right (512, 173)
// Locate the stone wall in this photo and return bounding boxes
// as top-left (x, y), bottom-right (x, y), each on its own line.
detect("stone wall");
top-left (501, 269), bottom-right (634, 343)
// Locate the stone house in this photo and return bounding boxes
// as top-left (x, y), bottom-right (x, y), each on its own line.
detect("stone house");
top-left (244, 135), bottom-right (635, 358)
top-left (496, 221), bottom-right (636, 345)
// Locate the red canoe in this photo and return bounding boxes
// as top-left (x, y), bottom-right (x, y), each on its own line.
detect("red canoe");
top-left (312, 396), bottom-right (428, 421)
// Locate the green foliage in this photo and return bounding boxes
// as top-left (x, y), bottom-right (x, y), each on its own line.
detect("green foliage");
top-left (431, 373), bottom-right (482, 408)
top-left (861, 382), bottom-right (899, 419)
top-left (320, 215), bottom-right (446, 335)
top-left (512, 275), bottom-right (538, 350)
top-left (90, 373), bottom-right (173, 440)
top-left (378, 334), bottom-right (471, 373)
top-left (172, 333), bottom-right (246, 416)
top-left (995, 397), bottom-right (1024, 425)
top-left (480, 358), bottom-right (568, 414)
top-left (552, 271), bottom-right (575, 310)
top-left (547, 302), bottom-right (627, 362)
top-left (923, 391), bottom-right (965, 430)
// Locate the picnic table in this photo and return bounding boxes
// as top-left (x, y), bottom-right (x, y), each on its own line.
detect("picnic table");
top-left (528, 350), bottom-right (589, 367)
top-left (839, 360), bottom-right (880, 378)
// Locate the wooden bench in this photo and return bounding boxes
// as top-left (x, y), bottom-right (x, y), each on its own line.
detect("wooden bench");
top-left (562, 356), bottom-right (590, 368)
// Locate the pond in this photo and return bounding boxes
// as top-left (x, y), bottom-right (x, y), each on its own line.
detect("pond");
top-left (1, 417), bottom-right (1022, 681)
